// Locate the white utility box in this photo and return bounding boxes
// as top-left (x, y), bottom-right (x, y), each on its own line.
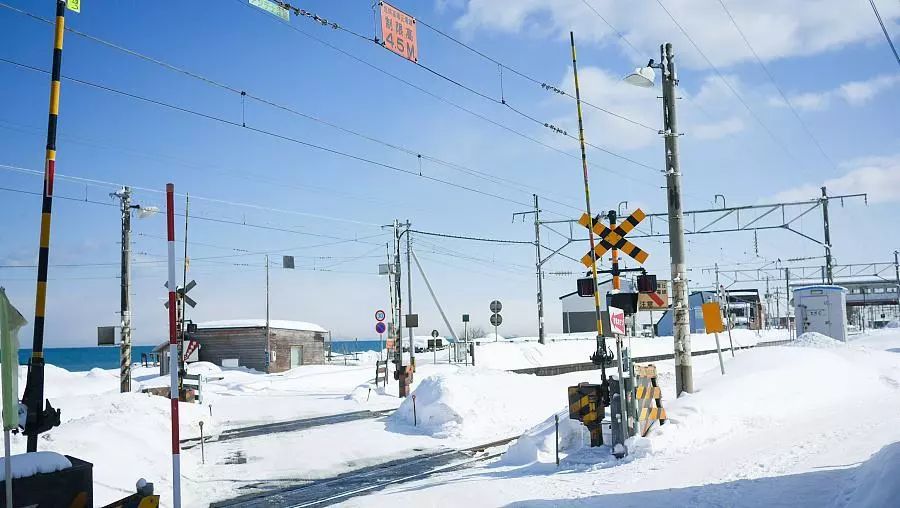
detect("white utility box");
top-left (793, 285), bottom-right (848, 341)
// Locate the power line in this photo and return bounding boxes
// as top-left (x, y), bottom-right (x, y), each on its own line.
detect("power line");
top-left (578, 0), bottom-right (642, 58)
top-left (236, 0), bottom-right (666, 189)
top-left (0, 56), bottom-right (546, 210)
top-left (0, 4), bottom-right (584, 216)
top-left (715, 0), bottom-right (838, 170)
top-left (653, 0), bottom-right (811, 173)
top-left (409, 229), bottom-right (532, 245)
top-left (0, 184), bottom-right (388, 247)
top-left (866, 0), bottom-right (900, 69)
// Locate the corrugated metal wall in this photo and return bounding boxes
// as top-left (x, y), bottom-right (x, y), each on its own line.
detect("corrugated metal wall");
top-left (195, 327), bottom-right (267, 371)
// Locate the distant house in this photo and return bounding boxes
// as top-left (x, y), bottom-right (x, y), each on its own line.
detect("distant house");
top-left (656, 291), bottom-right (718, 336)
top-left (194, 319), bottom-right (328, 373)
top-left (559, 279), bottom-right (656, 335)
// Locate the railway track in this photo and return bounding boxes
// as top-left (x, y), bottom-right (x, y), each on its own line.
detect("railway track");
top-left (181, 409), bottom-right (395, 450)
top-left (212, 436), bottom-right (518, 507)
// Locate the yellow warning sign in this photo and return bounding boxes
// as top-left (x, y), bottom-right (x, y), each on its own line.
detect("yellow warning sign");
top-left (66, 0), bottom-right (81, 13)
top-left (701, 301), bottom-right (725, 334)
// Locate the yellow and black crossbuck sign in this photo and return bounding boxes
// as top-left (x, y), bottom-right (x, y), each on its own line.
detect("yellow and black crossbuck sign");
top-left (568, 383), bottom-right (604, 447)
top-left (578, 209), bottom-right (650, 268)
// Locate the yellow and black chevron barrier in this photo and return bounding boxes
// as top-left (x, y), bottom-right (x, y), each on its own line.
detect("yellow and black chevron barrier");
top-left (634, 364), bottom-right (666, 436)
top-left (568, 383), bottom-right (606, 446)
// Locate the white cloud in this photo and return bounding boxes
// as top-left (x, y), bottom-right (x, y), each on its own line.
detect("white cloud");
top-left (774, 154), bottom-right (900, 204)
top-left (547, 65), bottom-right (660, 151)
top-left (771, 74), bottom-right (900, 111)
top-left (447, 0), bottom-right (900, 69)
top-left (693, 117), bottom-right (744, 140)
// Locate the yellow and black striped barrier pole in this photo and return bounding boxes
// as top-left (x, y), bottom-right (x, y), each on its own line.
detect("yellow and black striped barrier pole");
top-left (22, 0), bottom-right (67, 453)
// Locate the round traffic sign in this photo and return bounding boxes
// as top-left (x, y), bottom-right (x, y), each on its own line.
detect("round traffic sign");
top-left (375, 309), bottom-right (386, 322)
top-left (490, 313), bottom-right (503, 326)
top-left (431, 329), bottom-right (439, 338)
top-left (490, 300), bottom-right (502, 313)
top-left (375, 321), bottom-right (387, 334)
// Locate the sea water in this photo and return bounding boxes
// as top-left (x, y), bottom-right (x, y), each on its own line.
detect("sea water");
top-left (16, 340), bottom-right (385, 372)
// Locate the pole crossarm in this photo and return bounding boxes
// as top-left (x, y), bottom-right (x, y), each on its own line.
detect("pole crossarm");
top-left (537, 193), bottom-right (867, 245)
top-left (709, 261), bottom-right (895, 284)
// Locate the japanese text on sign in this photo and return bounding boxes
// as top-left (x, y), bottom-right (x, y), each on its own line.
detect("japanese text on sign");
top-left (380, 1), bottom-right (418, 62)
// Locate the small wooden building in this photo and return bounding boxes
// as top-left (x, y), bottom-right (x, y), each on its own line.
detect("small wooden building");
top-left (193, 319), bottom-right (327, 373)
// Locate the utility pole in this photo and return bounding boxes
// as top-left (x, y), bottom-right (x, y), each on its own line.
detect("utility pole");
top-left (821, 186), bottom-right (834, 284)
top-left (715, 263), bottom-right (735, 357)
top-left (661, 42), bottom-right (693, 395)
top-left (785, 267), bottom-right (792, 339)
top-left (393, 221), bottom-right (404, 387)
top-left (265, 254), bottom-right (270, 372)
top-left (765, 277), bottom-right (771, 330)
top-left (116, 187), bottom-right (133, 393)
top-left (533, 195), bottom-right (545, 344)
top-left (570, 32), bottom-right (609, 381)
top-left (405, 221), bottom-right (414, 368)
top-left (894, 250), bottom-right (900, 319)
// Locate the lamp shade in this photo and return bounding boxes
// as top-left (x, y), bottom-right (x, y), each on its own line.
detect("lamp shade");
top-left (624, 66), bottom-right (656, 87)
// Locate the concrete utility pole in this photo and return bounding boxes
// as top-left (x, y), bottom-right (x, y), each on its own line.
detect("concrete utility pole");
top-left (821, 186), bottom-right (834, 284)
top-left (265, 254), bottom-right (270, 371)
top-left (894, 251), bottom-right (900, 318)
top-left (785, 267), bottom-right (792, 339)
top-left (405, 221), bottom-right (414, 367)
top-left (660, 42), bottom-right (693, 395)
top-left (117, 187), bottom-right (133, 393)
top-left (393, 221), bottom-right (403, 374)
top-left (533, 195), bottom-right (545, 344)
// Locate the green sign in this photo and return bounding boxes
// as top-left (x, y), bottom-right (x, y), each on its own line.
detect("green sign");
top-left (66, 0), bottom-right (81, 13)
top-left (1, 288), bottom-right (26, 431)
top-left (249, 0), bottom-right (289, 21)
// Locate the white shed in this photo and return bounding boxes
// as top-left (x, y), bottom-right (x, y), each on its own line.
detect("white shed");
top-left (794, 285), bottom-right (848, 341)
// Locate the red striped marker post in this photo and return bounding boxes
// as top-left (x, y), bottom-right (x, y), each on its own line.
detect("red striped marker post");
top-left (166, 183), bottom-right (182, 507)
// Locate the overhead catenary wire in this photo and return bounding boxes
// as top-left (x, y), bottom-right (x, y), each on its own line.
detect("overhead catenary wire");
top-left (652, 0), bottom-right (812, 173)
top-left (0, 56), bottom-right (547, 211)
top-left (236, 0), bottom-right (667, 189)
top-left (866, 0), bottom-right (900, 69)
top-left (715, 0), bottom-right (838, 170)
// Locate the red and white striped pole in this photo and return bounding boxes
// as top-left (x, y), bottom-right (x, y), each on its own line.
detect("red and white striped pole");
top-left (166, 183), bottom-right (182, 508)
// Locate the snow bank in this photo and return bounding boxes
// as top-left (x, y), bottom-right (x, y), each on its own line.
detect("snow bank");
top-left (885, 319), bottom-right (900, 329)
top-left (793, 332), bottom-right (845, 348)
top-left (389, 367), bottom-right (566, 440)
top-left (839, 442), bottom-right (900, 508)
top-left (187, 361), bottom-right (222, 376)
top-left (0, 451), bottom-right (72, 480)
top-left (501, 410), bottom-right (588, 466)
top-left (197, 319), bottom-right (327, 333)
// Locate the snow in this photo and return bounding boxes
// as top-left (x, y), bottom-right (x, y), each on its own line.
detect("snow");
top-left (8, 327), bottom-right (900, 508)
top-left (196, 319), bottom-right (327, 333)
top-left (792, 331), bottom-right (846, 348)
top-left (339, 329), bottom-right (900, 507)
top-left (0, 451), bottom-right (71, 480)
top-left (389, 367), bottom-right (568, 440)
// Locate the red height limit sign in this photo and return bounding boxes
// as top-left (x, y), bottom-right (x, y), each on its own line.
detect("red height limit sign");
top-left (380, 1), bottom-right (418, 62)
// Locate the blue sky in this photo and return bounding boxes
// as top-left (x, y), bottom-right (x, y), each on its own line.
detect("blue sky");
top-left (1, 0), bottom-right (898, 346)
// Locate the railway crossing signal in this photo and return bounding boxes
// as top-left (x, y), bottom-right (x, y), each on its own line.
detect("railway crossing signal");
top-left (578, 210), bottom-right (649, 264)
top-left (578, 209), bottom-right (649, 291)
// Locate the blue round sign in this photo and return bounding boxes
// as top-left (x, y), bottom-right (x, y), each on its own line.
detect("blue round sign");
top-left (375, 321), bottom-right (387, 334)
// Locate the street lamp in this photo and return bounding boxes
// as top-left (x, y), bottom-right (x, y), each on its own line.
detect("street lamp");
top-left (623, 43), bottom-right (694, 396)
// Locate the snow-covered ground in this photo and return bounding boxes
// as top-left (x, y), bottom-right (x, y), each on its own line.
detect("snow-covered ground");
top-left (4, 328), bottom-right (898, 507)
top-left (341, 329), bottom-right (900, 507)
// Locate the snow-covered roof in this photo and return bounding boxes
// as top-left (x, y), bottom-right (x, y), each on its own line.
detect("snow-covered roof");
top-left (196, 319), bottom-right (327, 333)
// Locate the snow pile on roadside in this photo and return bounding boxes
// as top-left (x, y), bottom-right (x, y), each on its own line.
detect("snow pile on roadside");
top-left (839, 442), bottom-right (900, 507)
top-left (501, 410), bottom-right (588, 466)
top-left (792, 332), bottom-right (845, 348)
top-left (389, 367), bottom-right (565, 440)
top-left (885, 319), bottom-right (900, 328)
top-left (187, 361), bottom-right (222, 376)
top-left (0, 451), bottom-right (72, 480)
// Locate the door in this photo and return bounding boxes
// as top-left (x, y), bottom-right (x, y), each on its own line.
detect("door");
top-left (290, 346), bottom-right (303, 368)
top-left (804, 295), bottom-right (829, 335)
